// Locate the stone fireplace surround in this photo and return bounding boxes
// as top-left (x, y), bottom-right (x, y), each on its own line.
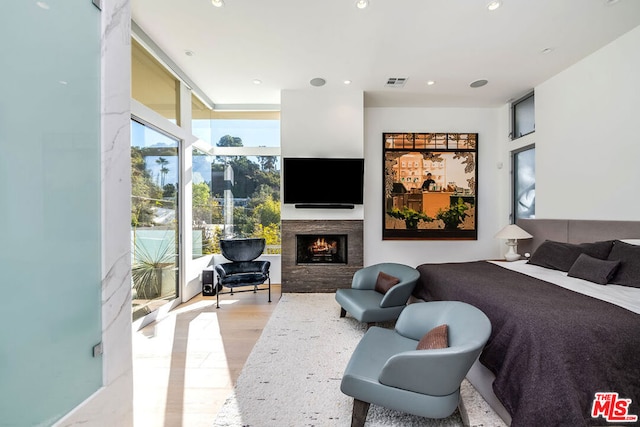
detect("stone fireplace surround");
top-left (281, 220), bottom-right (363, 292)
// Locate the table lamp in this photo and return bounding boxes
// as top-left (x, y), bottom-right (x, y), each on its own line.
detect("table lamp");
top-left (494, 224), bottom-right (533, 261)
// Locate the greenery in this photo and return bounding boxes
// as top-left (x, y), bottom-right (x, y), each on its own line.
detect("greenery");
top-left (436, 198), bottom-right (469, 230)
top-left (132, 133), bottom-right (281, 260)
top-left (387, 206), bottom-right (433, 229)
top-left (131, 234), bottom-right (175, 300)
top-left (131, 147), bottom-right (165, 227)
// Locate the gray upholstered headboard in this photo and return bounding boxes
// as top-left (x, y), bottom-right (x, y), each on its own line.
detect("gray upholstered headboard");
top-left (516, 219), bottom-right (640, 255)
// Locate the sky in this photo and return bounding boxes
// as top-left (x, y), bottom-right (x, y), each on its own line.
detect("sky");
top-left (193, 119), bottom-right (280, 148)
top-left (132, 119), bottom-right (281, 187)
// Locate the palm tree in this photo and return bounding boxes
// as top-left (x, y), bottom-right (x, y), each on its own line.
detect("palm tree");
top-left (156, 157), bottom-right (169, 187)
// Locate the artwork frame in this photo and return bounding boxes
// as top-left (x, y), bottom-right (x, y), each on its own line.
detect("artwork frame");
top-left (382, 132), bottom-right (478, 240)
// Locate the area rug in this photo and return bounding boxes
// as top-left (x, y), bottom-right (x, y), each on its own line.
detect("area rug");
top-left (213, 293), bottom-right (498, 427)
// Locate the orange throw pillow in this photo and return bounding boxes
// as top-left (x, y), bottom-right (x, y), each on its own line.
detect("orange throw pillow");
top-left (374, 271), bottom-right (400, 294)
top-left (416, 324), bottom-right (449, 350)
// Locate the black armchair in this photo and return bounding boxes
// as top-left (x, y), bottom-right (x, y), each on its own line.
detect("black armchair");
top-left (214, 238), bottom-right (271, 308)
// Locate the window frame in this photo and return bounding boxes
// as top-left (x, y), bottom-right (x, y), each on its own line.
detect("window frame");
top-left (511, 91), bottom-right (535, 140)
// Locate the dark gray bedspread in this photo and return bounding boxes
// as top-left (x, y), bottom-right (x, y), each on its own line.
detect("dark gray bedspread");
top-left (415, 261), bottom-right (640, 427)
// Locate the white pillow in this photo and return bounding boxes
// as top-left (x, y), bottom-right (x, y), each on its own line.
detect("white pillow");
top-left (621, 239), bottom-right (640, 246)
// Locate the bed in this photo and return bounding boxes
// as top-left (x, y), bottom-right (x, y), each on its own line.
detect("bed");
top-left (413, 219), bottom-right (640, 426)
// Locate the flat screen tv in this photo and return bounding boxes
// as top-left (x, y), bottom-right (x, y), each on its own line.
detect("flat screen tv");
top-left (283, 157), bottom-right (364, 208)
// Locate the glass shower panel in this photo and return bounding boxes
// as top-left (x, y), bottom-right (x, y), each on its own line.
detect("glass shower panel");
top-left (0, 2), bottom-right (102, 425)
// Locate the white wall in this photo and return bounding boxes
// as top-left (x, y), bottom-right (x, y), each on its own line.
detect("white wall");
top-left (280, 89), bottom-right (365, 221)
top-left (363, 107), bottom-right (504, 267)
top-left (534, 25), bottom-right (640, 220)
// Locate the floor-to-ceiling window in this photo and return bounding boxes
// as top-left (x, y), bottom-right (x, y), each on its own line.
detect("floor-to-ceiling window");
top-left (192, 98), bottom-right (281, 256)
top-left (131, 33), bottom-right (185, 320)
top-left (131, 120), bottom-right (180, 320)
top-left (130, 30), bottom-right (281, 321)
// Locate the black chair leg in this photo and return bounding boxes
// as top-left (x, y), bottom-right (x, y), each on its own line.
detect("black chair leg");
top-left (340, 307), bottom-right (347, 318)
top-left (267, 278), bottom-right (271, 303)
top-left (351, 399), bottom-right (370, 427)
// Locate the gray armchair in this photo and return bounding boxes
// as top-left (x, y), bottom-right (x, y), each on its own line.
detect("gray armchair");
top-left (335, 263), bottom-right (420, 326)
top-left (214, 238), bottom-right (271, 308)
top-left (340, 301), bottom-right (492, 426)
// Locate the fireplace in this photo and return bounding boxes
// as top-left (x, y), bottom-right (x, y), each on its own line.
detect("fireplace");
top-left (282, 220), bottom-right (363, 292)
top-left (296, 234), bottom-right (347, 264)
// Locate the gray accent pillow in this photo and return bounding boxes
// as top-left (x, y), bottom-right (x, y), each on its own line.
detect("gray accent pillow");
top-left (607, 240), bottom-right (640, 288)
top-left (567, 254), bottom-right (620, 285)
top-left (528, 240), bottom-right (614, 272)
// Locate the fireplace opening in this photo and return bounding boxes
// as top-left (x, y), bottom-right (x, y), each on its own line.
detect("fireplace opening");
top-left (296, 234), bottom-right (348, 264)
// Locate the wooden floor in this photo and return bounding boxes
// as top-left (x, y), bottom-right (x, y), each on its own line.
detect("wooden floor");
top-left (132, 285), bottom-right (282, 427)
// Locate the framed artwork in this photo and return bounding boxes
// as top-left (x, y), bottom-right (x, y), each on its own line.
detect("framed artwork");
top-left (382, 132), bottom-right (478, 240)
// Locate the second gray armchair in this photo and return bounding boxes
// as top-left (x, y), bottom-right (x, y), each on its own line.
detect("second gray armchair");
top-left (335, 263), bottom-right (420, 326)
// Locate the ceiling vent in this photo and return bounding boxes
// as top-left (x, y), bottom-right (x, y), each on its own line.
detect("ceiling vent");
top-left (385, 77), bottom-right (408, 88)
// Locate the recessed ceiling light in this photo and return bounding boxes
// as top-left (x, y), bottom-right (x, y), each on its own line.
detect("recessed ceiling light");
top-left (310, 78), bottom-right (326, 87)
top-left (253, 79), bottom-right (262, 85)
top-left (486, 1), bottom-right (502, 11)
top-left (344, 80), bottom-right (352, 85)
top-left (211, 0), bottom-right (224, 7)
top-left (355, 0), bottom-right (369, 9)
top-left (185, 50), bottom-right (195, 57)
top-left (427, 80), bottom-right (436, 86)
top-left (470, 79), bottom-right (488, 88)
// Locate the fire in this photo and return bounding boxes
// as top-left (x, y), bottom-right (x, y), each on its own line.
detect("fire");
top-left (310, 237), bottom-right (337, 254)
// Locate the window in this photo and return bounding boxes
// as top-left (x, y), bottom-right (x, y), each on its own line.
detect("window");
top-left (192, 152), bottom-right (281, 255)
top-left (191, 97), bottom-right (281, 256)
top-left (130, 38), bottom-right (281, 324)
top-left (192, 96), bottom-right (279, 147)
top-left (513, 146), bottom-right (535, 220)
top-left (131, 119), bottom-right (180, 320)
top-left (512, 92), bottom-right (535, 140)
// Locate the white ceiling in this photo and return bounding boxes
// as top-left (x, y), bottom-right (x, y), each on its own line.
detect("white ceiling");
top-left (131, 0), bottom-right (640, 109)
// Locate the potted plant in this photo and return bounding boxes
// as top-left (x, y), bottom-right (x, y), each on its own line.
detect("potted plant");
top-left (387, 206), bottom-right (433, 229)
top-left (131, 234), bottom-right (175, 300)
top-left (436, 198), bottom-right (469, 230)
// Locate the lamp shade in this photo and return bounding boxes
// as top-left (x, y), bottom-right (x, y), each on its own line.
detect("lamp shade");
top-left (494, 224), bottom-right (533, 240)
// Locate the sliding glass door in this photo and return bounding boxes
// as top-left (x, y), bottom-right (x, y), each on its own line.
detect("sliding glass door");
top-left (131, 119), bottom-right (180, 320)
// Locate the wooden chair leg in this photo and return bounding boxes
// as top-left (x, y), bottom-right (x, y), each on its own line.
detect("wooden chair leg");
top-left (351, 399), bottom-right (370, 427)
top-left (340, 307), bottom-right (347, 318)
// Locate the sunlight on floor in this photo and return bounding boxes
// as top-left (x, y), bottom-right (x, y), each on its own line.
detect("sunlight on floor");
top-left (133, 308), bottom-right (232, 426)
top-left (132, 286), bottom-right (280, 427)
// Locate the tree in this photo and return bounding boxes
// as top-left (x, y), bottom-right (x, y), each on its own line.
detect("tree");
top-left (216, 135), bottom-right (243, 163)
top-left (257, 156), bottom-right (277, 172)
top-left (253, 198), bottom-right (280, 228)
top-left (227, 157), bottom-right (260, 198)
top-left (217, 135), bottom-right (243, 148)
top-left (131, 147), bottom-right (163, 227)
top-left (192, 182), bottom-right (223, 224)
top-left (156, 157), bottom-right (169, 187)
top-left (163, 183), bottom-right (176, 198)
